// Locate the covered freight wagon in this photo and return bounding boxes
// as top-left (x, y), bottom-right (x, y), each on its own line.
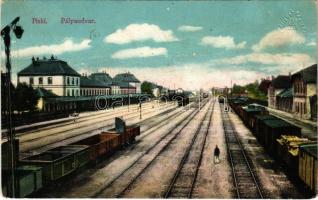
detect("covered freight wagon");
top-left (298, 144), bottom-right (317, 195)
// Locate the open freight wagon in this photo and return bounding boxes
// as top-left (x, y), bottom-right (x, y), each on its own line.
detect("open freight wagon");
top-left (241, 104), bottom-right (268, 131)
top-left (72, 118), bottom-right (140, 161)
top-left (299, 144), bottom-right (317, 195)
top-left (19, 145), bottom-right (91, 185)
top-left (257, 117), bottom-right (301, 154)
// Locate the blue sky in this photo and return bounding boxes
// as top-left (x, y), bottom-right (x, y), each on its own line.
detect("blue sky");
top-left (1, 0), bottom-right (316, 89)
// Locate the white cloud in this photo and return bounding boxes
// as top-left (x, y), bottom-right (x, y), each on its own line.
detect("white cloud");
top-left (3, 38), bottom-right (91, 58)
top-left (98, 63), bottom-right (265, 90)
top-left (111, 46), bottom-right (167, 59)
top-left (104, 23), bottom-right (179, 44)
top-left (201, 36), bottom-right (246, 49)
top-left (216, 52), bottom-right (314, 66)
top-left (252, 27), bottom-right (305, 52)
top-left (178, 25), bottom-right (203, 32)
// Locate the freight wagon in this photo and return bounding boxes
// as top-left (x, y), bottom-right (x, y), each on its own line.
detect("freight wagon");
top-left (228, 101), bottom-right (318, 196)
top-left (19, 145), bottom-right (91, 185)
top-left (276, 135), bottom-right (313, 173)
top-left (258, 118), bottom-right (301, 154)
top-left (254, 114), bottom-right (280, 145)
top-left (72, 133), bottom-right (120, 162)
top-left (299, 144), bottom-right (317, 195)
top-left (241, 104), bottom-right (268, 131)
top-left (2, 118), bottom-right (140, 197)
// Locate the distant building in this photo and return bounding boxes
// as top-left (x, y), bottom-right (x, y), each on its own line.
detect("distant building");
top-left (17, 56), bottom-right (80, 97)
top-left (258, 79), bottom-right (271, 94)
top-left (113, 72), bottom-right (141, 94)
top-left (268, 75), bottom-right (291, 109)
top-left (80, 75), bottom-right (110, 96)
top-left (276, 88), bottom-right (293, 113)
top-left (176, 88), bottom-right (184, 94)
top-left (89, 72), bottom-right (120, 95)
top-left (291, 64), bottom-right (317, 120)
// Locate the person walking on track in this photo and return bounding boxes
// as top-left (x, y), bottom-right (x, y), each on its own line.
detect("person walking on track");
top-left (214, 145), bottom-right (220, 164)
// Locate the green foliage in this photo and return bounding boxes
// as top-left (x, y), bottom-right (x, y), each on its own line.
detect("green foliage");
top-left (141, 81), bottom-right (154, 97)
top-left (232, 80), bottom-right (267, 101)
top-left (232, 84), bottom-right (246, 94)
top-left (13, 83), bottom-right (39, 112)
top-left (1, 73), bottom-right (15, 114)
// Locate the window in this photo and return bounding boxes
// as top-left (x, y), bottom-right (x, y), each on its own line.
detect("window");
top-left (48, 77), bottom-right (52, 85)
top-left (39, 77), bottom-right (43, 84)
top-left (67, 89), bottom-right (70, 96)
top-left (67, 77), bottom-right (70, 85)
top-left (76, 78), bottom-right (78, 85)
top-left (76, 90), bottom-right (79, 96)
top-left (72, 89), bottom-right (74, 96)
top-left (29, 77), bottom-right (34, 85)
top-left (72, 77), bottom-right (74, 85)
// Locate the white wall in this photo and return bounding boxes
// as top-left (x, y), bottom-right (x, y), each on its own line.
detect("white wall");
top-left (18, 75), bottom-right (80, 96)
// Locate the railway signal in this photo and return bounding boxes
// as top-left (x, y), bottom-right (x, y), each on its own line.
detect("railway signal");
top-left (1, 16), bottom-right (24, 198)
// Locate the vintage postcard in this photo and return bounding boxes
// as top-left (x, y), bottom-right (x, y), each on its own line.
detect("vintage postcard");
top-left (1, 0), bottom-right (317, 198)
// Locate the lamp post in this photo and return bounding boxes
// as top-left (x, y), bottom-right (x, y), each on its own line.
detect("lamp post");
top-left (1, 16), bottom-right (24, 198)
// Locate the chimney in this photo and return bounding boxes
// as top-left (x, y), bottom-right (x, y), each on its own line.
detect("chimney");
top-left (43, 56), bottom-right (46, 60)
top-left (51, 55), bottom-right (54, 60)
top-left (36, 57), bottom-right (39, 61)
top-left (32, 56), bottom-right (35, 64)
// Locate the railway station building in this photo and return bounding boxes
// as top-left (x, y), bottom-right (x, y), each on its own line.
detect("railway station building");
top-left (113, 72), bottom-right (141, 94)
top-left (291, 64), bottom-right (317, 121)
top-left (17, 57), bottom-right (144, 113)
top-left (18, 56), bottom-right (81, 97)
top-left (267, 75), bottom-right (291, 109)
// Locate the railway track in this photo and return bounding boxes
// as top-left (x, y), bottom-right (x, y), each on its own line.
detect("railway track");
top-left (164, 100), bottom-right (215, 198)
top-left (13, 102), bottom-right (170, 141)
top-left (221, 103), bottom-right (264, 199)
top-left (19, 102), bottom-right (174, 143)
top-left (19, 103), bottom-right (179, 154)
top-left (2, 101), bottom-right (160, 138)
top-left (93, 98), bottom-right (211, 198)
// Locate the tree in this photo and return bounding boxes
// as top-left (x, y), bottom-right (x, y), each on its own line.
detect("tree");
top-left (1, 73), bottom-right (15, 115)
top-left (232, 84), bottom-right (246, 95)
top-left (141, 81), bottom-right (154, 97)
top-left (13, 83), bottom-right (39, 113)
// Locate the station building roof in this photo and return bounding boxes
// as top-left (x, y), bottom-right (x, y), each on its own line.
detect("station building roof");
top-left (271, 75), bottom-right (291, 89)
top-left (291, 64), bottom-right (317, 84)
top-left (80, 76), bottom-right (110, 88)
top-left (18, 56), bottom-right (80, 77)
top-left (113, 72), bottom-right (140, 83)
top-left (277, 88), bottom-right (293, 98)
top-left (89, 72), bottom-right (113, 85)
